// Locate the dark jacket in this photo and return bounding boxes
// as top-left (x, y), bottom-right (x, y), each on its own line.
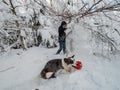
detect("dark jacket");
top-left (58, 26), bottom-right (66, 42)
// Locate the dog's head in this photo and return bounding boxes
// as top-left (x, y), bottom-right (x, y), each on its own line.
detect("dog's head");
top-left (64, 55), bottom-right (75, 65)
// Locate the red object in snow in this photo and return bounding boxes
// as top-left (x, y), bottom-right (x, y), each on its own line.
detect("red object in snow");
top-left (75, 61), bottom-right (82, 70)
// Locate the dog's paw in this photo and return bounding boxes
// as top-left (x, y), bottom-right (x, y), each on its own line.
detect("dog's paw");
top-left (46, 72), bottom-right (54, 79)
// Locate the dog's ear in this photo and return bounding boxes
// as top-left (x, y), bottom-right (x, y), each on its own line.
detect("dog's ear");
top-left (70, 55), bottom-right (75, 61)
top-left (71, 55), bottom-right (75, 58)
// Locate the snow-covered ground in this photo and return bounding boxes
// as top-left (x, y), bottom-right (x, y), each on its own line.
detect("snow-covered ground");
top-left (0, 24), bottom-right (120, 90)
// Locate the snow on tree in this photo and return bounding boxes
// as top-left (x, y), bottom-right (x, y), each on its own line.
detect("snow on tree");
top-left (0, 0), bottom-right (120, 57)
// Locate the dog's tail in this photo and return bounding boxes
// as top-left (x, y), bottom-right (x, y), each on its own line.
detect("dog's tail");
top-left (40, 69), bottom-right (47, 79)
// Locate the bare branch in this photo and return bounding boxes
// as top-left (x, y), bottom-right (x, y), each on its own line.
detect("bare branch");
top-left (9, 0), bottom-right (17, 15)
top-left (87, 0), bottom-right (103, 11)
top-left (2, 0), bottom-right (9, 5)
top-left (114, 28), bottom-right (120, 36)
top-left (103, 12), bottom-right (120, 22)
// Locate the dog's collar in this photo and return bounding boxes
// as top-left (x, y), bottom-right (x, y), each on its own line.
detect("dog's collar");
top-left (61, 58), bottom-right (72, 72)
top-left (62, 59), bottom-right (68, 70)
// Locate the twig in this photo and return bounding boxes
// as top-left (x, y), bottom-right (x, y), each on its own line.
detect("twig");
top-left (114, 28), bottom-right (120, 36)
top-left (0, 66), bottom-right (15, 73)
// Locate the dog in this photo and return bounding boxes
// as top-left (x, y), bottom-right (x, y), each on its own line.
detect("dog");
top-left (40, 55), bottom-right (75, 79)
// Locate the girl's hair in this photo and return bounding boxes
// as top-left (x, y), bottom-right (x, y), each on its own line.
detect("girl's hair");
top-left (61, 21), bottom-right (67, 26)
